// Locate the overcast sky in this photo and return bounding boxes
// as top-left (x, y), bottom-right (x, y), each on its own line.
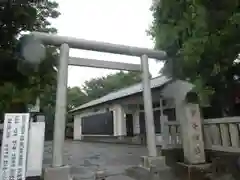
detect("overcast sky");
top-left (51, 0), bottom-right (163, 87)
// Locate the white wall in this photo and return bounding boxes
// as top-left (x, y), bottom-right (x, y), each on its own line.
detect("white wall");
top-left (156, 135), bottom-right (163, 145)
top-left (133, 110), bottom-right (140, 134)
top-left (111, 104), bottom-right (126, 136)
top-left (73, 114), bottom-right (82, 140)
top-left (73, 96), bottom-right (176, 141)
top-left (122, 105), bottom-right (140, 135)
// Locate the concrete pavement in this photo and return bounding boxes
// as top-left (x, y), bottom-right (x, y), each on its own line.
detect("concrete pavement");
top-left (43, 141), bottom-right (147, 180)
top-left (42, 141), bottom-right (239, 180)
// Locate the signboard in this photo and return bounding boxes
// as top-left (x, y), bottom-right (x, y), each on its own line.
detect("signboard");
top-left (26, 122), bottom-right (45, 177)
top-left (0, 113), bottom-right (30, 180)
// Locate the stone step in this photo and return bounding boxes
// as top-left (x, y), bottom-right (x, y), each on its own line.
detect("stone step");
top-left (73, 173), bottom-right (135, 180)
top-left (126, 166), bottom-right (178, 180)
top-left (140, 156), bottom-right (167, 169)
top-left (126, 166), bottom-right (150, 180)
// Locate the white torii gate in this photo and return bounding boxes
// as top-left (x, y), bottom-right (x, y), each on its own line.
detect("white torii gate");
top-left (25, 31), bottom-right (166, 180)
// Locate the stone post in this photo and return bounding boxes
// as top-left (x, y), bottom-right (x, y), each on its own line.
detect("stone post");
top-left (177, 102), bottom-right (205, 164)
top-left (161, 115), bottom-right (169, 149)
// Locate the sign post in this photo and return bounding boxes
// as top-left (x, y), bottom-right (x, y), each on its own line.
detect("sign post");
top-left (182, 103), bottom-right (205, 164)
top-left (0, 113), bottom-right (30, 180)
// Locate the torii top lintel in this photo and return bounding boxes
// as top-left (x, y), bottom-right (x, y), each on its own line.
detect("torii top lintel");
top-left (31, 32), bottom-right (166, 60)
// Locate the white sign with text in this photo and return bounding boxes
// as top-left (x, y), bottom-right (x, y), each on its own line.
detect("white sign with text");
top-left (0, 113), bottom-right (30, 180)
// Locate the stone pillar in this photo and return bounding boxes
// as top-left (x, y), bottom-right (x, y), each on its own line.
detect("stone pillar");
top-left (44, 44), bottom-right (71, 180)
top-left (141, 54), bottom-right (157, 157)
top-left (73, 115), bottom-right (82, 140)
top-left (113, 107), bottom-right (118, 136)
top-left (176, 101), bottom-right (205, 164)
top-left (161, 115), bottom-right (169, 149)
top-left (113, 105), bottom-right (126, 138)
top-left (133, 110), bottom-right (140, 135)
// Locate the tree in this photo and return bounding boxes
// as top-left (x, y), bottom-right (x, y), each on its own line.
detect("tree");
top-left (67, 71), bottom-right (143, 110)
top-left (0, 1), bottom-right (60, 118)
top-left (67, 87), bottom-right (88, 110)
top-left (83, 71), bottom-right (142, 100)
top-left (149, 0), bottom-right (240, 115)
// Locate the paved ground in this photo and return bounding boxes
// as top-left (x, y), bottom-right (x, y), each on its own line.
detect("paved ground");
top-left (43, 140), bottom-right (148, 180)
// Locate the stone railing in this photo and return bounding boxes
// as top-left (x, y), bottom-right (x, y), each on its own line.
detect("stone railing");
top-left (161, 117), bottom-right (182, 149)
top-left (162, 116), bottom-right (240, 153)
top-left (203, 117), bottom-right (240, 153)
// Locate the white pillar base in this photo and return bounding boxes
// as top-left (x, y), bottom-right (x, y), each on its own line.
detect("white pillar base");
top-left (140, 156), bottom-right (168, 169)
top-left (44, 165), bottom-right (72, 180)
top-left (126, 156), bottom-right (176, 180)
top-left (118, 136), bottom-right (125, 140)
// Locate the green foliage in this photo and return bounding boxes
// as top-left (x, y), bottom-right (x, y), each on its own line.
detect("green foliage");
top-left (0, 1), bottom-right (143, 120)
top-left (0, 83), bottom-right (32, 112)
top-left (149, 0), bottom-right (240, 114)
top-left (67, 87), bottom-right (88, 110)
top-left (83, 71), bottom-right (142, 100)
top-left (67, 71), bottom-right (143, 110)
top-left (0, 1), bottom-right (60, 117)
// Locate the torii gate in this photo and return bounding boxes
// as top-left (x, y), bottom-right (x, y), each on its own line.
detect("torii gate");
top-left (22, 31), bottom-right (166, 180)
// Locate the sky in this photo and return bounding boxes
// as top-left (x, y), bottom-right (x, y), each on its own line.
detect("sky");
top-left (51, 0), bottom-right (164, 87)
